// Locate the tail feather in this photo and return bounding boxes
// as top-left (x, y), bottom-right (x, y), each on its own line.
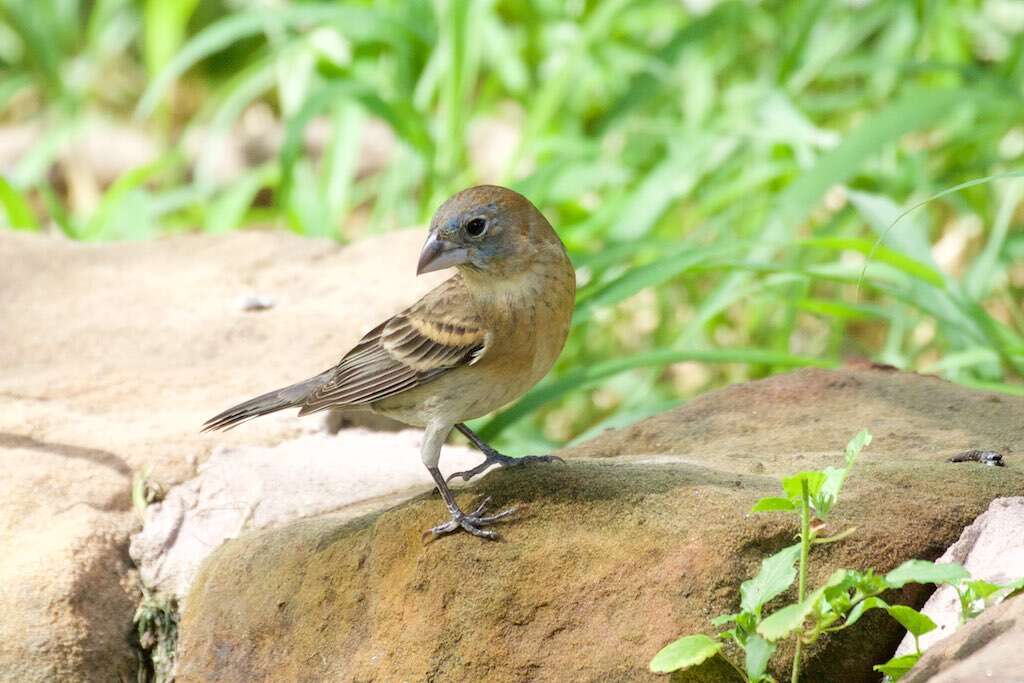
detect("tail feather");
top-left (202, 376), bottom-right (324, 432)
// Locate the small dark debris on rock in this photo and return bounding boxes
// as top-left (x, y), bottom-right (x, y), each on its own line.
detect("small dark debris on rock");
top-left (239, 294), bottom-right (275, 312)
top-left (948, 450), bottom-right (1005, 467)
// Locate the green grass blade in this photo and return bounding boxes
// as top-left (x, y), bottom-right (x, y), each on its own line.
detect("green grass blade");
top-left (800, 237), bottom-right (945, 288)
top-left (204, 166), bottom-right (276, 234)
top-left (477, 349), bottom-right (835, 440)
top-left (858, 171), bottom-right (1024, 292)
top-left (684, 85), bottom-right (975, 341)
top-left (0, 176), bottom-right (40, 231)
top-left (965, 180), bottom-right (1024, 300)
top-left (575, 244), bottom-right (738, 323)
top-left (136, 5), bottom-right (421, 118)
top-left (142, 0), bottom-right (199, 77)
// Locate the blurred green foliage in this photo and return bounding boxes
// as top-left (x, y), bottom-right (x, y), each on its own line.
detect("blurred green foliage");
top-left (2, 0), bottom-right (1023, 449)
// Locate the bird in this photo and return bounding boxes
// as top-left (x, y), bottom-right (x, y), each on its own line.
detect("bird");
top-left (203, 185), bottom-right (577, 540)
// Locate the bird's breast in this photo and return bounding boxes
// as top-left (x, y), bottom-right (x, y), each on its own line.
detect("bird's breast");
top-left (478, 265), bottom-right (575, 390)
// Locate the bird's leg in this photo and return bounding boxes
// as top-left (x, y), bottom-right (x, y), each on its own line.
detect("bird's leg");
top-left (423, 465), bottom-right (517, 541)
top-left (420, 422), bottom-right (516, 541)
top-left (446, 423), bottom-right (565, 484)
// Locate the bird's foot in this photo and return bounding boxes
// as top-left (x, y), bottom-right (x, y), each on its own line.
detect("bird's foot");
top-left (446, 450), bottom-right (564, 484)
top-left (422, 497), bottom-right (518, 542)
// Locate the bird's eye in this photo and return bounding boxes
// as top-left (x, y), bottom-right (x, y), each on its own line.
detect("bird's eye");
top-left (464, 217), bottom-right (487, 238)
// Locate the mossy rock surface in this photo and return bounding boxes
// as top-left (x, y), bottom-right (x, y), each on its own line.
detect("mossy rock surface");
top-left (177, 367), bottom-right (1024, 682)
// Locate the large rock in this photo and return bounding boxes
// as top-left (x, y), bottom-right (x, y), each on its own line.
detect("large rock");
top-left (0, 229), bottom-right (444, 681)
top-left (0, 434), bottom-right (138, 683)
top-left (902, 594), bottom-right (1024, 683)
top-left (894, 496), bottom-right (1024, 664)
top-left (177, 366), bottom-right (1024, 682)
top-left (0, 228), bottom-right (445, 483)
top-left (130, 428), bottom-right (482, 602)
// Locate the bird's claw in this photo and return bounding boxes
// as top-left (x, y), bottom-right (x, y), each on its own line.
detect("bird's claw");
top-left (422, 497), bottom-right (519, 542)
top-left (446, 452), bottom-right (565, 484)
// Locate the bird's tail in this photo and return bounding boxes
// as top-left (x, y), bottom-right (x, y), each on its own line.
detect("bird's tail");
top-left (202, 375), bottom-right (324, 432)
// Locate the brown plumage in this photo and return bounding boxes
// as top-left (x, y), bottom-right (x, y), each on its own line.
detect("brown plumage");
top-left (204, 185), bottom-right (576, 540)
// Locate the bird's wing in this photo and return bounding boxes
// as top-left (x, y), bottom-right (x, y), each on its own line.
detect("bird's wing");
top-left (298, 276), bottom-right (486, 414)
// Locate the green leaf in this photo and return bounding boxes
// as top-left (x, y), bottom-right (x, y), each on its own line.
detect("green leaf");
top-left (844, 429), bottom-right (872, 465)
top-left (873, 653), bottom-right (919, 680)
top-left (886, 605), bottom-right (937, 637)
top-left (756, 601), bottom-right (809, 642)
top-left (963, 579), bottom-right (1004, 603)
top-left (782, 471), bottom-right (827, 500)
top-left (0, 177), bottom-right (39, 231)
top-left (757, 570), bottom-right (847, 641)
top-left (885, 560), bottom-right (970, 588)
top-left (710, 613), bottom-right (737, 627)
top-left (649, 634), bottom-right (722, 674)
top-left (844, 596), bottom-right (888, 628)
top-left (744, 634), bottom-right (775, 681)
top-left (752, 497), bottom-right (797, 513)
top-left (740, 544), bottom-right (801, 613)
top-left (814, 465), bottom-right (846, 518)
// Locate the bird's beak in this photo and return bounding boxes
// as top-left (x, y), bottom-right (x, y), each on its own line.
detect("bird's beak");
top-left (417, 232), bottom-right (470, 275)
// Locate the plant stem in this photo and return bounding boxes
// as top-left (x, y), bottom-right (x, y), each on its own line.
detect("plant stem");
top-left (792, 479), bottom-right (812, 683)
top-left (723, 653), bottom-right (748, 682)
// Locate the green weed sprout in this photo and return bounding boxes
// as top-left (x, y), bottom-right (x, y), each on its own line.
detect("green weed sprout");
top-left (650, 429), bottom-right (1023, 682)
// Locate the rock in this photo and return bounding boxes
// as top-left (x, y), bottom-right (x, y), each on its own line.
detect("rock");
top-left (0, 434), bottom-right (138, 682)
top-left (897, 497), bottom-right (1024, 680)
top-left (0, 228), bottom-right (444, 484)
top-left (176, 367), bottom-right (1024, 683)
top-left (130, 429), bottom-right (483, 602)
top-left (902, 595), bottom-right (1024, 683)
top-left (0, 228), bottom-right (444, 681)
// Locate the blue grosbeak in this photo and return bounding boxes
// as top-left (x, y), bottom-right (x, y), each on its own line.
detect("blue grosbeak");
top-left (204, 185), bottom-right (576, 540)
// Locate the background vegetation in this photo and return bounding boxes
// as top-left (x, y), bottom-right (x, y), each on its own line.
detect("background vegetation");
top-left (2, 0), bottom-right (1023, 451)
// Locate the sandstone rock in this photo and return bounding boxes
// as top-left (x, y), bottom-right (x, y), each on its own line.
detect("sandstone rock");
top-left (0, 434), bottom-right (138, 683)
top-left (130, 429), bottom-right (483, 602)
top-left (0, 228), bottom-right (444, 484)
top-left (0, 228), bottom-right (444, 681)
top-left (902, 595), bottom-right (1024, 683)
top-left (894, 496), bottom-right (1024, 657)
top-left (176, 367), bottom-right (1024, 683)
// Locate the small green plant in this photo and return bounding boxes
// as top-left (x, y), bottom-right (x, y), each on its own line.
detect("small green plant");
top-left (650, 429), bottom-right (1023, 682)
top-left (134, 587), bottom-right (179, 683)
top-left (132, 468), bottom-right (165, 522)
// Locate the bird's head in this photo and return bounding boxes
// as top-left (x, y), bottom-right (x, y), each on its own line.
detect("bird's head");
top-left (417, 185), bottom-right (562, 278)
